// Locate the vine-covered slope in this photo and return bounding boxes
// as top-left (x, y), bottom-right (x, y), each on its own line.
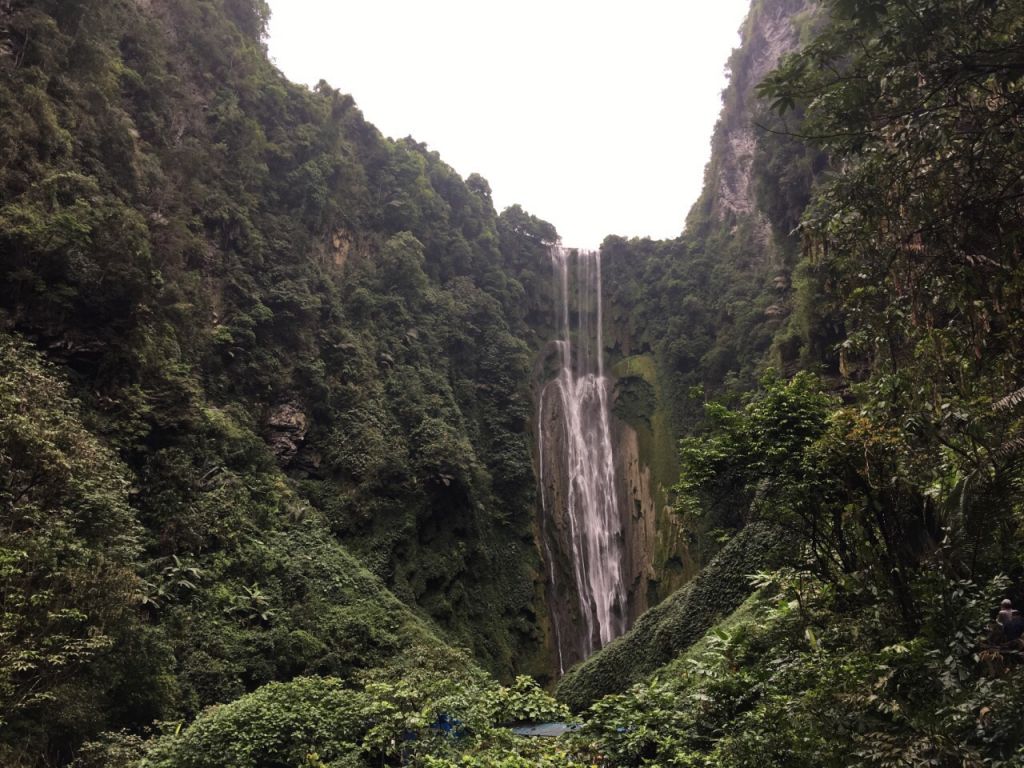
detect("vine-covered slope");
top-left (555, 522), bottom-right (791, 711)
top-left (0, 0), bottom-right (559, 761)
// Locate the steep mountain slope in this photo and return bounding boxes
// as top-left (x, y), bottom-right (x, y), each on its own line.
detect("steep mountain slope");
top-left (556, 522), bottom-right (791, 710)
top-left (0, 0), bottom-right (560, 761)
top-left (0, 331), bottom-right (476, 765)
top-left (8, 0), bottom-right (1024, 764)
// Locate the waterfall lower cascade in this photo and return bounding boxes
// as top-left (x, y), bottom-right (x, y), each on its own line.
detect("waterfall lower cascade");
top-left (537, 246), bottom-right (628, 672)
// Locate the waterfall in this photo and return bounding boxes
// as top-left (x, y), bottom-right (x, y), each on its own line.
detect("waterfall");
top-left (538, 246), bottom-right (627, 670)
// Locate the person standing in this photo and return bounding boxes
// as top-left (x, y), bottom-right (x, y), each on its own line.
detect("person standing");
top-left (997, 599), bottom-right (1024, 643)
top-left (998, 599), bottom-right (1015, 626)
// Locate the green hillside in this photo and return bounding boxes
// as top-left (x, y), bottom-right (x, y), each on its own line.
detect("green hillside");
top-left (4, 0), bottom-right (1024, 765)
top-left (0, 0), bottom-right (557, 761)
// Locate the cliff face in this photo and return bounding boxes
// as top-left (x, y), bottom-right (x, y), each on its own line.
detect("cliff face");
top-left (610, 357), bottom-right (693, 611)
top-left (708, 0), bottom-right (817, 226)
top-left (530, 1), bottom-right (818, 678)
top-left (594, 0), bottom-right (818, 629)
top-left (613, 418), bottom-right (687, 616)
top-left (534, 326), bottom-right (687, 675)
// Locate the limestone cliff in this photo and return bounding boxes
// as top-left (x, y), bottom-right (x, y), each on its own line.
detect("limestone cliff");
top-left (707, 0), bottom-right (817, 228)
top-left (593, 0), bottom-right (818, 653)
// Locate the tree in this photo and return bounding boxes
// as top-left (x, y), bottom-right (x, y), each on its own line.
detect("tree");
top-left (757, 0), bottom-right (1024, 587)
top-left (0, 334), bottom-right (141, 758)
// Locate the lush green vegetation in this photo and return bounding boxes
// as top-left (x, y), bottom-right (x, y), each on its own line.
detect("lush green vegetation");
top-left (4, 0), bottom-right (1024, 764)
top-left (559, 0), bottom-right (1024, 765)
top-left (567, 569), bottom-right (1024, 766)
top-left (0, 0), bottom-right (557, 763)
top-left (600, 0), bottom-right (827, 571)
top-left (138, 658), bottom-right (572, 768)
top-left (555, 522), bottom-right (791, 711)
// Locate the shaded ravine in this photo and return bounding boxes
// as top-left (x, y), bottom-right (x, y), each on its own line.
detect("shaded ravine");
top-left (537, 246), bottom-right (628, 672)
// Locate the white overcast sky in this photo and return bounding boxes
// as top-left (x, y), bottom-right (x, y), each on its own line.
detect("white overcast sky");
top-left (266, 1), bottom-right (750, 248)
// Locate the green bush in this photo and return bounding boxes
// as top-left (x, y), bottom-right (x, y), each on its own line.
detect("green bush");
top-left (143, 678), bottom-right (366, 768)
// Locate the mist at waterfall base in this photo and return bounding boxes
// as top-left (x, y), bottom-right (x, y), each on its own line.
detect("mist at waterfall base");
top-left (538, 247), bottom-right (628, 673)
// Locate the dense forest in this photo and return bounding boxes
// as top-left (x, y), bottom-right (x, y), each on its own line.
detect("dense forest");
top-left (2, 0), bottom-right (1024, 765)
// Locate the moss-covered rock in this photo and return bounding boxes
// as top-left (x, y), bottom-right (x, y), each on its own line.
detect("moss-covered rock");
top-left (555, 522), bottom-right (791, 711)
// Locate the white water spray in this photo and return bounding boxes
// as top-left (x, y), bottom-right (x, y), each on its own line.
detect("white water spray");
top-left (538, 246), bottom-right (627, 665)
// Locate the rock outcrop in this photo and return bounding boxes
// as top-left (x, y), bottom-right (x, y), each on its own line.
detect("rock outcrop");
top-left (263, 402), bottom-right (308, 465)
top-left (709, 0), bottom-right (817, 226)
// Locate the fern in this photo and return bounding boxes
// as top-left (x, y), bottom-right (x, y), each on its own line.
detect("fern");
top-left (994, 385), bottom-right (1024, 412)
top-left (994, 435), bottom-right (1024, 460)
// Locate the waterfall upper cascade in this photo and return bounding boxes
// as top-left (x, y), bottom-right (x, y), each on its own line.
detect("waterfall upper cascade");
top-left (537, 246), bottom-right (628, 672)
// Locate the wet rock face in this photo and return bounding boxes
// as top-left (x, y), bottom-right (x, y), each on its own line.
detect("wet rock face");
top-left (613, 422), bottom-right (658, 623)
top-left (264, 402), bottom-right (308, 465)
